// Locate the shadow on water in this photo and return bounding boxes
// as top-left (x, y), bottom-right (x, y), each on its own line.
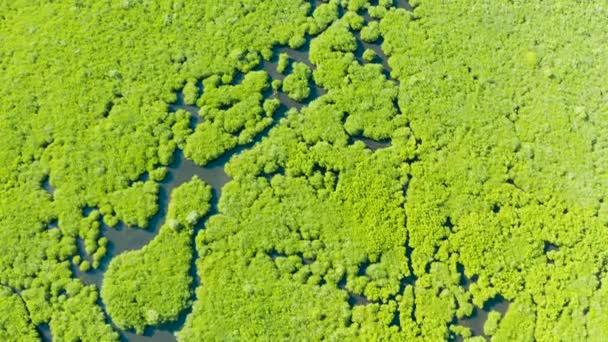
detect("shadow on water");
top-left (260, 56), bottom-right (326, 111)
top-left (309, 0), bottom-right (324, 14)
top-left (138, 189), bottom-right (224, 342)
top-left (453, 295), bottom-right (510, 341)
top-left (354, 6), bottom-right (403, 83)
top-left (36, 323), bottom-right (52, 342)
top-left (336, 270), bottom-right (373, 309)
top-left (457, 263), bottom-right (478, 292)
top-left (42, 177), bottom-right (55, 197)
top-left (3, 284), bottom-right (52, 342)
top-left (46, 218), bottom-right (58, 230)
top-left (115, 150), bottom-right (239, 341)
top-left (168, 87), bottom-right (202, 130)
top-left (70, 148), bottom-right (231, 341)
top-left (544, 241), bottom-right (559, 253)
top-left (348, 293), bottom-right (371, 307)
top-left (350, 136), bottom-right (392, 151)
top-left (260, 32), bottom-right (327, 112)
top-left (353, 31), bottom-right (392, 75)
top-left (72, 150), bottom-right (230, 286)
top-left (449, 264), bottom-right (510, 341)
top-left (274, 40), bottom-right (315, 70)
top-left (395, 0), bottom-right (414, 11)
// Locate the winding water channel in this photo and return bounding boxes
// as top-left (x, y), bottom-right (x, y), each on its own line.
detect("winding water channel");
top-left (45, 1), bottom-right (506, 341)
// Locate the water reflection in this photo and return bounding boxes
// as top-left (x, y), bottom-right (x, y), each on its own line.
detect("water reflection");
top-left (455, 295), bottom-right (510, 340)
top-left (36, 323), bottom-right (52, 342)
top-left (169, 88), bottom-right (202, 129)
top-left (42, 177), bottom-right (55, 196)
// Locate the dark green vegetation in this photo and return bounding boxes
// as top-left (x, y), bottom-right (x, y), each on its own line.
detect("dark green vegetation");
top-left (1, 0), bottom-right (608, 341)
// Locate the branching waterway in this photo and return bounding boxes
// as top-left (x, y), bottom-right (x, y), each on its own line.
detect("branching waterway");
top-left (4, 0), bottom-right (595, 340)
top-left (58, 1), bottom-right (464, 341)
top-left (67, 34), bottom-right (332, 342)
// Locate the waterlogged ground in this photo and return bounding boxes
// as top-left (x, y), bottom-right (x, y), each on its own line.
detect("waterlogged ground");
top-left (2, 0), bottom-right (608, 341)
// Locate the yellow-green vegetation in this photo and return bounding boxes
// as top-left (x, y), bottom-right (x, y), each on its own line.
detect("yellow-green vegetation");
top-left (0, 0), bottom-right (310, 339)
top-left (182, 79), bottom-right (200, 106)
top-left (277, 53), bottom-right (290, 74)
top-left (309, 1), bottom-right (340, 35)
top-left (282, 62), bottom-right (312, 102)
top-left (21, 274), bottom-right (118, 341)
top-left (2, 0), bottom-right (608, 340)
top-left (0, 287), bottom-right (38, 341)
top-left (380, 1), bottom-right (608, 340)
top-left (360, 21), bottom-right (381, 42)
top-left (184, 71), bottom-right (276, 165)
top-left (102, 177), bottom-right (212, 334)
top-left (271, 79), bottom-right (283, 92)
top-left (363, 48), bottom-right (377, 63)
top-left (483, 311), bottom-right (502, 336)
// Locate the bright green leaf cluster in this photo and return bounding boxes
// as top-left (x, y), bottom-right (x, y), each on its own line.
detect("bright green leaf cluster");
top-left (277, 53), bottom-right (290, 74)
top-left (360, 21), bottom-right (381, 42)
top-left (0, 287), bottom-right (38, 341)
top-left (184, 71), bottom-right (272, 165)
top-left (283, 62), bottom-right (312, 101)
top-left (102, 177), bottom-right (212, 334)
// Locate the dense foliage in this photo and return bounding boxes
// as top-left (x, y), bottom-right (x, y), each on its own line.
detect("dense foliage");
top-left (0, 287), bottom-right (38, 341)
top-left (184, 71), bottom-right (276, 165)
top-left (101, 178), bottom-right (212, 333)
top-left (0, 0), bottom-right (309, 339)
top-left (1, 0), bottom-right (608, 341)
top-left (282, 62), bottom-right (312, 101)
